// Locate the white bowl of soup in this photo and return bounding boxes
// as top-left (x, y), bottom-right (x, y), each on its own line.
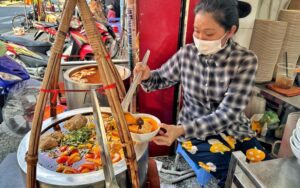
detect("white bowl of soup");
top-left (125, 113), bottom-right (161, 143)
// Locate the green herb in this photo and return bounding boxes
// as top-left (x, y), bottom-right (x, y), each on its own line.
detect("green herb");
top-left (259, 111), bottom-right (280, 126)
top-left (61, 127), bottom-right (92, 146)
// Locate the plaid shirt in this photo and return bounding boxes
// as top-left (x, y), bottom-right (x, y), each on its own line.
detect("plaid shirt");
top-left (141, 39), bottom-right (258, 140)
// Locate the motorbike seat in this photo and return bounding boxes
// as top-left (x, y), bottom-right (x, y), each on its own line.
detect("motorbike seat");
top-left (0, 35), bottom-right (51, 54)
top-left (18, 53), bottom-right (48, 67)
top-left (38, 21), bottom-right (58, 28)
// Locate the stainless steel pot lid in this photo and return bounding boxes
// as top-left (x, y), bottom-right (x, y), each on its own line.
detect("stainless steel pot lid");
top-left (17, 107), bottom-right (148, 186)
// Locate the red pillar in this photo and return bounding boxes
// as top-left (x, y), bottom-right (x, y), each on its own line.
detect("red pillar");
top-left (137, 0), bottom-right (200, 156)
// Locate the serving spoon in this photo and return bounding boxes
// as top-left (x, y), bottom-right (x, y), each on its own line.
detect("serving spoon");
top-left (121, 50), bottom-right (150, 112)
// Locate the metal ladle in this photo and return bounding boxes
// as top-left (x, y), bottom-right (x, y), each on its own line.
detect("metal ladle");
top-left (121, 50), bottom-right (150, 111)
top-left (91, 89), bottom-right (119, 188)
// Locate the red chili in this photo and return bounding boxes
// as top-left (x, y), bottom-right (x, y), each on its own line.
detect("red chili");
top-left (79, 163), bottom-right (96, 171)
top-left (56, 156), bottom-right (69, 164)
top-left (59, 146), bottom-right (68, 152)
top-left (70, 149), bottom-right (79, 155)
top-left (84, 153), bottom-right (95, 159)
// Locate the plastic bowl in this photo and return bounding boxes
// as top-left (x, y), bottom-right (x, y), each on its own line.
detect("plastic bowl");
top-left (294, 128), bottom-right (300, 142)
top-left (292, 130), bottom-right (300, 150)
top-left (130, 113), bottom-right (161, 143)
top-left (296, 119), bottom-right (300, 131)
top-left (290, 137), bottom-right (300, 163)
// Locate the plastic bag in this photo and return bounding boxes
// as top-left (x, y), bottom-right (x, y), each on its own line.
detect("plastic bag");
top-left (259, 111), bottom-right (280, 128)
top-left (2, 79), bottom-right (41, 135)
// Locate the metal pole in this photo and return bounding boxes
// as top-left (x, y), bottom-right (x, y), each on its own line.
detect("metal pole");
top-left (23, 1), bottom-right (29, 29)
top-left (91, 89), bottom-right (119, 188)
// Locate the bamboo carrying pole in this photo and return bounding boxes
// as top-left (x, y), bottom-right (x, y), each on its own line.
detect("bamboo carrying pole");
top-left (26, 0), bottom-right (78, 187)
top-left (26, 0), bottom-right (139, 187)
top-left (76, 1), bottom-right (139, 187)
top-left (89, 0), bottom-right (108, 24)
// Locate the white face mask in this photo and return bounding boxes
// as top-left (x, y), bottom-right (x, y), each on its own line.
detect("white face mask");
top-left (193, 33), bottom-right (228, 55)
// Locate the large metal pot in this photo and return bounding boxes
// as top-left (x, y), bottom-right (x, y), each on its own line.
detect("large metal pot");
top-left (17, 107), bottom-right (148, 187)
top-left (64, 65), bottom-right (131, 110)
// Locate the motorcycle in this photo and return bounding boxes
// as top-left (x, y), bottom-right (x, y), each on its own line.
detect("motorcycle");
top-left (33, 21), bottom-right (59, 43)
top-left (0, 55), bottom-right (30, 94)
top-left (0, 55), bottom-right (30, 124)
top-left (33, 18), bottom-right (119, 60)
top-left (0, 39), bottom-right (48, 80)
top-left (0, 55), bottom-right (45, 135)
top-left (67, 21), bottom-right (118, 61)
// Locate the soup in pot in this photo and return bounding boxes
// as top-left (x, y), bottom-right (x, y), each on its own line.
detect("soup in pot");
top-left (70, 66), bottom-right (127, 84)
top-left (38, 112), bottom-right (158, 174)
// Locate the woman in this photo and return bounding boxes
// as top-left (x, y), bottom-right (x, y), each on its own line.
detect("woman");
top-left (134, 0), bottom-right (270, 186)
top-left (106, 4), bottom-right (117, 19)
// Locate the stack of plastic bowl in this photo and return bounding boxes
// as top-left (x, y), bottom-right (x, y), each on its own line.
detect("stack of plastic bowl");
top-left (249, 19), bottom-right (288, 83)
top-left (290, 119), bottom-right (300, 163)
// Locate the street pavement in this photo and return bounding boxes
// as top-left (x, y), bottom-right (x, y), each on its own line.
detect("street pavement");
top-left (0, 6), bottom-right (32, 34)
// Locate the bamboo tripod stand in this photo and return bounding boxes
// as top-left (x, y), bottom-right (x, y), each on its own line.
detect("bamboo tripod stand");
top-left (25, 0), bottom-right (139, 187)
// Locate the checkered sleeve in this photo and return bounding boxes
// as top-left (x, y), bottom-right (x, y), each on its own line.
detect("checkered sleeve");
top-left (184, 53), bottom-right (258, 139)
top-left (141, 48), bottom-right (182, 92)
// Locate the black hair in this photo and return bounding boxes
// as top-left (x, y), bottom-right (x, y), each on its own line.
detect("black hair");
top-left (194, 0), bottom-right (240, 32)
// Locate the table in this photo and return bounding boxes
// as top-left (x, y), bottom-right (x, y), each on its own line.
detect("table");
top-left (225, 151), bottom-right (300, 188)
top-left (254, 83), bottom-right (300, 150)
top-left (255, 84), bottom-right (300, 110)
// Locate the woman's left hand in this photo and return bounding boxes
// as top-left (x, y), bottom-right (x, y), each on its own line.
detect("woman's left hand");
top-left (152, 123), bottom-right (185, 146)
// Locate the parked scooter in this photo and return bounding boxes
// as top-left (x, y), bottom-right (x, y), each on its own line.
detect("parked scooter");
top-left (0, 55), bottom-right (42, 134)
top-left (0, 55), bottom-right (30, 94)
top-left (0, 39), bottom-right (48, 80)
top-left (33, 21), bottom-right (59, 43)
top-left (67, 21), bottom-right (118, 61)
top-left (33, 18), bottom-right (118, 59)
top-left (0, 55), bottom-right (30, 124)
top-left (0, 34), bottom-right (52, 55)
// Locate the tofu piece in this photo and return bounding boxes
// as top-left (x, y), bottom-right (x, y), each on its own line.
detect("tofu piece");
top-left (64, 114), bottom-right (87, 131)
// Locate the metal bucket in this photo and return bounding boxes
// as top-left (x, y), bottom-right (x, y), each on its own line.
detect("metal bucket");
top-left (63, 64), bottom-right (131, 110)
top-left (17, 107), bottom-right (148, 188)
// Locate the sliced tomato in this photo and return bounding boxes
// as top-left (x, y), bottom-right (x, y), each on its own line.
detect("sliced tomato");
top-left (84, 153), bottom-right (95, 159)
top-left (86, 158), bottom-right (101, 166)
top-left (70, 149), bottom-right (79, 155)
top-left (60, 151), bottom-right (69, 156)
top-left (111, 130), bottom-right (119, 137)
top-left (59, 146), bottom-right (68, 152)
top-left (66, 153), bottom-right (81, 166)
top-left (94, 152), bottom-right (100, 159)
top-left (56, 164), bottom-right (67, 172)
top-left (79, 168), bottom-right (91, 173)
top-left (111, 152), bottom-right (121, 163)
top-left (67, 146), bottom-right (78, 154)
top-left (56, 156), bottom-right (69, 164)
top-left (79, 163), bottom-right (96, 171)
top-left (92, 145), bottom-right (100, 159)
top-left (62, 167), bottom-right (78, 174)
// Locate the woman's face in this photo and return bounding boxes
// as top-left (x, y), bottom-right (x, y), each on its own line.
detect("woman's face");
top-left (193, 11), bottom-right (234, 45)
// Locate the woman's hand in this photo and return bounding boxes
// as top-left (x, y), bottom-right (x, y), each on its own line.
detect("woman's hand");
top-left (152, 124), bottom-right (185, 146)
top-left (133, 62), bottom-right (151, 82)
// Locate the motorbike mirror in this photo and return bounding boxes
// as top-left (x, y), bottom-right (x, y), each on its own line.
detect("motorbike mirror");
top-left (70, 17), bottom-right (82, 29)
